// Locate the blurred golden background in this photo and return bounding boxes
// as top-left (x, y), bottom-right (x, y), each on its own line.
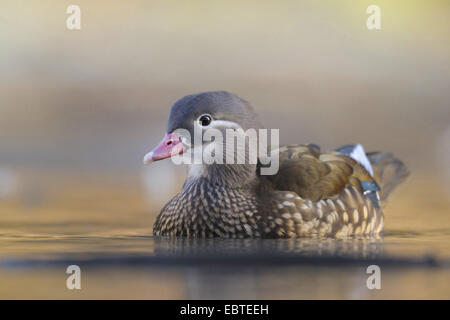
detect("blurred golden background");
top-left (1, 0), bottom-right (450, 229)
top-left (1, 0), bottom-right (449, 221)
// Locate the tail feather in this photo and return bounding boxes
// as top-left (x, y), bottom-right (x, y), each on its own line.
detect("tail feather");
top-left (367, 152), bottom-right (410, 201)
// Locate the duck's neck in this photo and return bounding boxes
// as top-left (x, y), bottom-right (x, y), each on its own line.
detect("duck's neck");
top-left (186, 163), bottom-right (257, 188)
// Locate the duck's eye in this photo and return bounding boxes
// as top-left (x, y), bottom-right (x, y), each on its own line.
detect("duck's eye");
top-left (198, 114), bottom-right (212, 127)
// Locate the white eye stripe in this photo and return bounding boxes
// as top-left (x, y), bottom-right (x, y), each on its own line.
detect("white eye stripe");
top-left (210, 120), bottom-right (242, 130)
top-left (194, 117), bottom-right (242, 130)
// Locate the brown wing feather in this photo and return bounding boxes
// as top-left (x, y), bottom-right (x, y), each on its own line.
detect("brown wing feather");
top-left (264, 144), bottom-right (376, 201)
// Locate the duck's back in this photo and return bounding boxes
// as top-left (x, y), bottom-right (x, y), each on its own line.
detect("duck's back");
top-left (257, 144), bottom-right (409, 237)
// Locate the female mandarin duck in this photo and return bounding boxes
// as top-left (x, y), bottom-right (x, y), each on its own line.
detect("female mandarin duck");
top-left (143, 91), bottom-right (409, 238)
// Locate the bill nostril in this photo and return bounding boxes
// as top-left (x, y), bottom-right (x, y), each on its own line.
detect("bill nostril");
top-left (166, 140), bottom-right (173, 146)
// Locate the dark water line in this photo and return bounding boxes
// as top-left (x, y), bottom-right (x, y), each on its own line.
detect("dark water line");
top-left (0, 252), bottom-right (446, 270)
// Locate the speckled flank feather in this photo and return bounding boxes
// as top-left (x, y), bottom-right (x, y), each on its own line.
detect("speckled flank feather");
top-left (265, 186), bottom-right (383, 238)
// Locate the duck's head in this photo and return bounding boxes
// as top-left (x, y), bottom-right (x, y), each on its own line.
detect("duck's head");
top-left (143, 91), bottom-right (262, 163)
top-left (143, 91), bottom-right (263, 185)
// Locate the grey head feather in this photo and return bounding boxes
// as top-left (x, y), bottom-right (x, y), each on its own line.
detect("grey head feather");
top-left (167, 91), bottom-right (263, 134)
top-left (166, 91), bottom-right (264, 188)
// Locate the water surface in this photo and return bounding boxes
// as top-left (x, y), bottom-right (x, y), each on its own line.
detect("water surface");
top-left (0, 171), bottom-right (449, 299)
